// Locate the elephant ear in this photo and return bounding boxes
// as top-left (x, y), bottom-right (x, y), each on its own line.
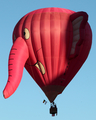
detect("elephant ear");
top-left (69, 12), bottom-right (88, 59)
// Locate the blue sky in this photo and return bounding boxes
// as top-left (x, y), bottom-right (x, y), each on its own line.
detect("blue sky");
top-left (0, 0), bottom-right (96, 120)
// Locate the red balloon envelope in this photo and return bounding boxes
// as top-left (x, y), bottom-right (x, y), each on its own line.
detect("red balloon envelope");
top-left (3, 8), bottom-right (92, 103)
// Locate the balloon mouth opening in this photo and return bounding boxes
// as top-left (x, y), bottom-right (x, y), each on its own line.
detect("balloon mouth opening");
top-left (42, 85), bottom-right (65, 102)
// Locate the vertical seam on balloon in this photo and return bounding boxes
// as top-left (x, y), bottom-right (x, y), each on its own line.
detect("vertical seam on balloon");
top-left (30, 13), bottom-right (37, 58)
top-left (50, 8), bottom-right (54, 84)
top-left (60, 8), bottom-right (68, 75)
top-left (59, 12), bottom-right (62, 79)
top-left (49, 8), bottom-right (53, 84)
top-left (29, 12), bottom-right (39, 83)
top-left (34, 9), bottom-right (47, 85)
top-left (52, 10), bottom-right (60, 84)
top-left (50, 8), bottom-right (53, 82)
top-left (38, 9), bottom-right (47, 85)
top-left (43, 8), bottom-right (50, 85)
top-left (50, 9), bottom-right (60, 83)
top-left (57, 12), bottom-right (62, 82)
top-left (31, 11), bottom-right (39, 57)
top-left (40, 9), bottom-right (50, 85)
top-left (48, 9), bottom-right (52, 85)
top-left (50, 8), bottom-right (52, 84)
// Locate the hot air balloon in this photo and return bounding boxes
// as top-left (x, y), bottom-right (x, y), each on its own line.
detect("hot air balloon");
top-left (3, 7), bottom-right (92, 116)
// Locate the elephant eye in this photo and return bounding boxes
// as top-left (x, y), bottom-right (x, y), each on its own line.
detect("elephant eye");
top-left (23, 28), bottom-right (30, 39)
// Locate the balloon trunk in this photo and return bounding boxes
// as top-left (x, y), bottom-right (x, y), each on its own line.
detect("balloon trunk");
top-left (3, 37), bottom-right (29, 98)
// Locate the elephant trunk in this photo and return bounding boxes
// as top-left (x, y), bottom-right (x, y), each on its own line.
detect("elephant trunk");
top-left (3, 37), bottom-right (29, 98)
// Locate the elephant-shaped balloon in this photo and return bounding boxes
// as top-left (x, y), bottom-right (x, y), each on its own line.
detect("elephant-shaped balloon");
top-left (3, 8), bottom-right (92, 103)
